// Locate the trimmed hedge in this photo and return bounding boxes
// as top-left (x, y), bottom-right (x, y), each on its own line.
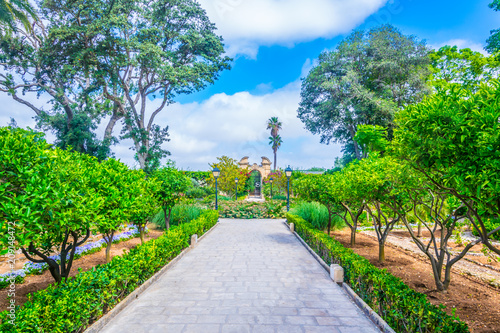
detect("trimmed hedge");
top-left (287, 214), bottom-right (469, 333)
top-left (0, 211), bottom-right (219, 333)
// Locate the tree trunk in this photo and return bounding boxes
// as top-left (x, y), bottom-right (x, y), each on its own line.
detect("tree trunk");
top-left (274, 151), bottom-right (277, 171)
top-left (140, 226), bottom-right (145, 244)
top-left (350, 228), bottom-right (356, 246)
top-left (105, 240), bottom-right (112, 263)
top-left (378, 241), bottom-right (385, 263)
top-left (327, 212), bottom-right (332, 235)
top-left (164, 208), bottom-right (172, 230)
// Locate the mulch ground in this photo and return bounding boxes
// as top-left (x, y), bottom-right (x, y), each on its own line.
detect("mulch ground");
top-left (0, 229), bottom-right (164, 312)
top-left (331, 229), bottom-right (500, 333)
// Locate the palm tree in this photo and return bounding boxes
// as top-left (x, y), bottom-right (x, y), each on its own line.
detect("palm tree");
top-left (267, 117), bottom-right (282, 170)
top-left (269, 135), bottom-right (283, 171)
top-left (0, 0), bottom-right (37, 33)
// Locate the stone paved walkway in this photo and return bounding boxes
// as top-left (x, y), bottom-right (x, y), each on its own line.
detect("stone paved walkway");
top-left (100, 219), bottom-right (380, 333)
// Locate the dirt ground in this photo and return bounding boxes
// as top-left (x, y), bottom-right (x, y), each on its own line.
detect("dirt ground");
top-left (331, 229), bottom-right (500, 333)
top-left (0, 229), bottom-right (163, 312)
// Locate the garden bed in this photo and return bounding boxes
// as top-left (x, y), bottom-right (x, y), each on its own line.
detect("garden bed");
top-left (331, 229), bottom-right (500, 333)
top-left (0, 229), bottom-right (164, 312)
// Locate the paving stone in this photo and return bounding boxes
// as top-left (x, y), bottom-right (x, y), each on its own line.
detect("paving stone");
top-left (99, 219), bottom-right (381, 333)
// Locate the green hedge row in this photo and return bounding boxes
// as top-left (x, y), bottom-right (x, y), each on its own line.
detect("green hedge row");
top-left (0, 211), bottom-right (219, 333)
top-left (286, 214), bottom-right (469, 333)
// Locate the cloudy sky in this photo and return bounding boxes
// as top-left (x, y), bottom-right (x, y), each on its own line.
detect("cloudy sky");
top-left (1, 0), bottom-right (498, 171)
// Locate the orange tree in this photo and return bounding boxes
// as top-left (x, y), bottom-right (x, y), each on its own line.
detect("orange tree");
top-left (393, 80), bottom-right (500, 255)
top-left (294, 174), bottom-right (342, 235)
top-left (0, 127), bottom-right (103, 283)
top-left (153, 166), bottom-right (191, 230)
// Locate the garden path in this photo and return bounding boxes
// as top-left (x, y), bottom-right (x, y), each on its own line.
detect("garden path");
top-left (99, 219), bottom-right (380, 333)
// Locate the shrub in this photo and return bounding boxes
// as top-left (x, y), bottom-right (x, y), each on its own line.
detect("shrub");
top-left (290, 202), bottom-right (329, 230)
top-left (151, 205), bottom-right (205, 229)
top-left (185, 187), bottom-right (212, 199)
top-left (286, 214), bottom-right (469, 333)
top-left (0, 211), bottom-right (219, 333)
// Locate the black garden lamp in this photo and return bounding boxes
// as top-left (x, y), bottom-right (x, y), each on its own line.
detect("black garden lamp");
top-left (285, 166), bottom-right (292, 211)
top-left (235, 177), bottom-right (239, 201)
top-left (212, 167), bottom-right (220, 210)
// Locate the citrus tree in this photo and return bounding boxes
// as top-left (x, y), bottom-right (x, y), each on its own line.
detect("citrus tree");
top-left (294, 174), bottom-right (343, 235)
top-left (92, 159), bottom-right (138, 262)
top-left (393, 80), bottom-right (500, 255)
top-left (0, 127), bottom-right (103, 283)
top-left (153, 166), bottom-right (191, 230)
top-left (129, 171), bottom-right (161, 243)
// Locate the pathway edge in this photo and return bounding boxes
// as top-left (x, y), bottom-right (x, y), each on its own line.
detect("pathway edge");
top-left (84, 220), bottom-right (220, 333)
top-left (282, 220), bottom-right (395, 333)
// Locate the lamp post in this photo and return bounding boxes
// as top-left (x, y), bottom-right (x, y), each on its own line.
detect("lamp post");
top-left (212, 167), bottom-right (220, 210)
top-left (270, 177), bottom-right (273, 199)
top-left (235, 177), bottom-right (239, 201)
top-left (285, 166), bottom-right (292, 212)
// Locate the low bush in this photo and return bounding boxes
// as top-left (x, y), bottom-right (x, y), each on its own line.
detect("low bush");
top-left (151, 205), bottom-right (205, 229)
top-left (286, 214), bottom-right (469, 333)
top-left (290, 202), bottom-right (332, 230)
top-left (185, 187), bottom-right (212, 199)
top-left (0, 211), bottom-right (219, 333)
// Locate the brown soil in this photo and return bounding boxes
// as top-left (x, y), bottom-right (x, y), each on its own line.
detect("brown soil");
top-left (0, 229), bottom-right (163, 312)
top-left (331, 229), bottom-right (500, 333)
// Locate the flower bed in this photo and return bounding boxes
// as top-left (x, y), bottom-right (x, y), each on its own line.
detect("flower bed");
top-left (0, 226), bottom-right (145, 289)
top-left (215, 201), bottom-right (286, 219)
top-left (286, 213), bottom-right (469, 333)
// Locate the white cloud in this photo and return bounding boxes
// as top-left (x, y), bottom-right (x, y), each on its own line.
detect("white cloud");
top-left (432, 39), bottom-right (488, 55)
top-left (198, 0), bottom-right (389, 57)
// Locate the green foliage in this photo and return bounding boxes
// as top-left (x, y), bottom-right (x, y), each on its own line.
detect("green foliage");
top-left (152, 167), bottom-right (192, 230)
top-left (287, 214), bottom-right (469, 333)
top-left (152, 205), bottom-right (204, 229)
top-left (393, 80), bottom-right (500, 254)
top-left (429, 46), bottom-right (500, 91)
top-left (0, 0), bottom-right (37, 33)
top-left (185, 187), bottom-right (212, 199)
top-left (290, 202), bottom-right (333, 230)
top-left (182, 171), bottom-right (211, 185)
top-left (472, 218), bottom-right (500, 241)
top-left (0, 211), bottom-right (219, 332)
top-left (209, 156), bottom-right (249, 197)
top-left (354, 125), bottom-right (389, 157)
top-left (298, 24), bottom-right (430, 160)
top-left (487, 0), bottom-right (500, 54)
top-left (0, 0), bottom-right (231, 168)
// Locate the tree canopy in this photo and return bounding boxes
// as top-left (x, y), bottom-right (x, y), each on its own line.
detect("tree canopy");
top-left (0, 0), bottom-right (231, 170)
top-left (298, 24), bottom-right (430, 161)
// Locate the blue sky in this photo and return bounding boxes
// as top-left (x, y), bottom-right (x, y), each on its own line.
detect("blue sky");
top-left (2, 0), bottom-right (499, 170)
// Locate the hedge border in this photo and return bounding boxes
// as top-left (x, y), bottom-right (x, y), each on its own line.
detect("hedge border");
top-left (283, 220), bottom-right (395, 333)
top-left (84, 217), bottom-right (219, 333)
top-left (286, 214), bottom-right (469, 333)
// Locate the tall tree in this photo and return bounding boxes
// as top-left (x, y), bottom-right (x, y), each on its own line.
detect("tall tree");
top-left (0, 0), bottom-right (231, 168)
top-left (486, 0), bottom-right (500, 54)
top-left (268, 135), bottom-right (283, 171)
top-left (0, 0), bottom-right (37, 33)
top-left (267, 117), bottom-right (282, 170)
top-left (298, 25), bottom-right (430, 161)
